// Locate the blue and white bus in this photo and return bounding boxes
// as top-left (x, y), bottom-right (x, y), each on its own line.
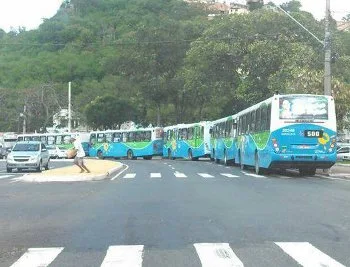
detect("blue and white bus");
top-left (234, 94), bottom-right (337, 175)
top-left (210, 115), bottom-right (237, 165)
top-left (89, 127), bottom-right (163, 159)
top-left (163, 121), bottom-right (211, 160)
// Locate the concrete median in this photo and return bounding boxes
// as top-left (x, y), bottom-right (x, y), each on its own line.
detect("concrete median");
top-left (15, 159), bottom-right (124, 182)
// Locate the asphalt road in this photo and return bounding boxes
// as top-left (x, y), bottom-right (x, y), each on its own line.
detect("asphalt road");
top-left (0, 158), bottom-right (349, 267)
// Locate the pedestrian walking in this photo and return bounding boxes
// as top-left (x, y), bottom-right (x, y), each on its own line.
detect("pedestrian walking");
top-left (70, 136), bottom-right (91, 173)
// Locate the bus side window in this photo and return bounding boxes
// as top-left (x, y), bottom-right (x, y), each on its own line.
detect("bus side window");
top-left (261, 106), bottom-right (267, 131)
top-left (266, 104), bottom-right (271, 130)
top-left (243, 115), bottom-right (247, 134)
top-left (105, 133), bottom-right (113, 143)
top-left (145, 131), bottom-right (151, 141)
top-left (113, 133), bottom-right (121, 142)
top-left (97, 134), bottom-right (104, 143)
top-left (256, 109), bottom-right (261, 132)
top-left (90, 134), bottom-right (96, 144)
top-left (238, 118), bottom-right (242, 136)
top-left (130, 132), bottom-right (136, 142)
top-left (122, 132), bottom-right (128, 142)
top-left (188, 128), bottom-right (193, 140)
top-left (63, 135), bottom-right (71, 144)
top-left (251, 111), bottom-right (256, 133)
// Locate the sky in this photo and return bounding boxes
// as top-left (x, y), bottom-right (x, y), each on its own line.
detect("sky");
top-left (0, 0), bottom-right (349, 32)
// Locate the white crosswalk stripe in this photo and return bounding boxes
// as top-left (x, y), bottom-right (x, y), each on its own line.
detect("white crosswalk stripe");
top-left (174, 171), bottom-right (187, 178)
top-left (100, 245), bottom-right (144, 267)
top-left (220, 173), bottom-right (239, 178)
top-left (150, 173), bottom-right (161, 178)
top-left (10, 247), bottom-right (64, 267)
top-left (123, 173), bottom-right (136, 179)
top-left (6, 242), bottom-right (346, 267)
top-left (194, 243), bottom-right (244, 267)
top-left (275, 242), bottom-right (345, 267)
top-left (198, 173), bottom-right (215, 178)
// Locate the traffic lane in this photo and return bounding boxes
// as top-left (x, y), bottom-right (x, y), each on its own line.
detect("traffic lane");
top-left (0, 158), bottom-right (349, 266)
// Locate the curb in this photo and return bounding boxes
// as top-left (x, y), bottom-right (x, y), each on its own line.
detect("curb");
top-left (89, 164), bottom-right (125, 181)
top-left (14, 163), bottom-right (125, 183)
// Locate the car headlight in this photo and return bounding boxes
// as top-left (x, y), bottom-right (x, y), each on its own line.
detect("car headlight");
top-left (7, 155), bottom-right (14, 160)
top-left (30, 155), bottom-right (39, 160)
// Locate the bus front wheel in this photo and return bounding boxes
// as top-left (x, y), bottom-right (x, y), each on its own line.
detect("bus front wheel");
top-left (239, 152), bottom-right (245, 170)
top-left (168, 149), bottom-right (172, 160)
top-left (97, 150), bottom-right (104, 159)
top-left (255, 153), bottom-right (263, 175)
top-left (224, 150), bottom-right (228, 166)
top-left (127, 150), bottom-right (135, 160)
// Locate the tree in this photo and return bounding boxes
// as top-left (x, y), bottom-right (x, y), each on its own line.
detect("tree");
top-left (281, 0), bottom-right (302, 12)
top-left (85, 95), bottom-right (137, 129)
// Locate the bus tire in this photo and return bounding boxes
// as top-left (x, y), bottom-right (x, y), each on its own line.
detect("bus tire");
top-left (188, 149), bottom-right (193, 161)
top-left (97, 150), bottom-right (104, 159)
top-left (224, 150), bottom-right (228, 166)
top-left (127, 150), bottom-right (134, 160)
top-left (168, 149), bottom-right (172, 160)
top-left (299, 168), bottom-right (316, 176)
top-left (239, 152), bottom-right (245, 170)
top-left (210, 150), bottom-right (215, 161)
top-left (255, 152), bottom-right (263, 175)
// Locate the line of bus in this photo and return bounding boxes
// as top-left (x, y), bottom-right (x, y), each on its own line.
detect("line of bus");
top-left (89, 127), bottom-right (163, 159)
top-left (210, 94), bottom-right (337, 176)
top-left (163, 121), bottom-right (211, 160)
top-left (17, 132), bottom-right (90, 158)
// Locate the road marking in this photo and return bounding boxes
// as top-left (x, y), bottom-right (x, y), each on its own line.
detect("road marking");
top-left (123, 173), bottom-right (136, 179)
top-left (171, 167), bottom-right (175, 170)
top-left (100, 245), bottom-right (144, 267)
top-left (174, 172), bottom-right (187, 178)
top-left (10, 247), bottom-right (64, 267)
top-left (194, 243), bottom-right (244, 267)
top-left (150, 173), bottom-right (161, 178)
top-left (275, 242), bottom-right (345, 267)
top-left (220, 173), bottom-right (239, 178)
top-left (241, 171), bottom-right (266, 178)
top-left (198, 173), bottom-right (215, 178)
top-left (0, 175), bottom-right (14, 179)
top-left (111, 164), bottom-right (129, 181)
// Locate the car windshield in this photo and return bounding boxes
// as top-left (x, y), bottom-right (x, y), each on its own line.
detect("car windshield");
top-left (12, 144), bottom-right (40, 152)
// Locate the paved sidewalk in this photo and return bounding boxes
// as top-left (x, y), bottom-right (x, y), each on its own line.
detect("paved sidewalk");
top-left (15, 159), bottom-right (124, 182)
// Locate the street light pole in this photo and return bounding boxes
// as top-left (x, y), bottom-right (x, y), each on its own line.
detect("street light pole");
top-left (22, 105), bottom-right (26, 134)
top-left (68, 82), bottom-right (72, 132)
top-left (324, 0), bottom-right (332, 96)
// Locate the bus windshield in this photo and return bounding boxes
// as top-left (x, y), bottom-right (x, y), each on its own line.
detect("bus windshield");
top-left (279, 95), bottom-right (328, 120)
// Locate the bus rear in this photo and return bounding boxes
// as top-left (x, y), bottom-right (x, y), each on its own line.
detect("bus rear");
top-left (269, 94), bottom-right (337, 174)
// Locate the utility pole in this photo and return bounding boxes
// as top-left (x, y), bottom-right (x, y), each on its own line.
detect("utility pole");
top-left (22, 105), bottom-right (26, 134)
top-left (324, 0), bottom-right (332, 96)
top-left (68, 82), bottom-right (72, 132)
